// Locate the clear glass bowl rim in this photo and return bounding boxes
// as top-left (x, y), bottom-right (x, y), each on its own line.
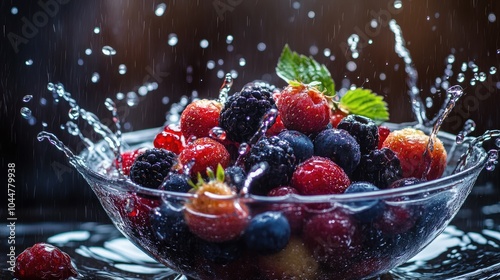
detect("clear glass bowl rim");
top-left (75, 123), bottom-right (488, 204)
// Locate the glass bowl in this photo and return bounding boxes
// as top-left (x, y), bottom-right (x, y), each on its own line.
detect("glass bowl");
top-left (74, 123), bottom-right (488, 280)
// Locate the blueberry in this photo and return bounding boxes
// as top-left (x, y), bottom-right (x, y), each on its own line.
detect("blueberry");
top-left (150, 204), bottom-right (188, 242)
top-left (337, 114), bottom-right (379, 155)
top-left (345, 182), bottom-right (384, 222)
top-left (224, 165), bottom-right (247, 192)
top-left (199, 240), bottom-right (242, 264)
top-left (313, 128), bottom-right (361, 175)
top-left (278, 130), bottom-right (314, 162)
top-left (244, 211), bottom-right (291, 254)
top-left (161, 173), bottom-right (191, 193)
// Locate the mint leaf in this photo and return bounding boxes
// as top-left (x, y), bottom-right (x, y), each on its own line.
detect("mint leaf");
top-left (340, 88), bottom-right (389, 122)
top-left (276, 45), bottom-right (335, 96)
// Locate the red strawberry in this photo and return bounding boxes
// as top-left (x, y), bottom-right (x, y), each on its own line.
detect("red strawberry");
top-left (377, 125), bottom-right (391, 149)
top-left (382, 128), bottom-right (447, 180)
top-left (154, 124), bottom-right (185, 154)
top-left (115, 148), bottom-right (146, 176)
top-left (330, 109), bottom-right (348, 128)
top-left (275, 82), bottom-right (331, 134)
top-left (14, 243), bottom-right (77, 280)
top-left (179, 137), bottom-right (230, 178)
top-left (180, 99), bottom-right (222, 139)
top-left (265, 114), bottom-right (286, 137)
top-left (291, 156), bottom-right (350, 195)
top-left (184, 167), bottom-right (249, 242)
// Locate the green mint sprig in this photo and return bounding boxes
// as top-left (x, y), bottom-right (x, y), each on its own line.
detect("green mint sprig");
top-left (339, 88), bottom-right (389, 122)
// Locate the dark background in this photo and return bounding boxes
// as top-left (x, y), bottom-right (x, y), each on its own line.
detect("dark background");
top-left (1, 0), bottom-right (499, 226)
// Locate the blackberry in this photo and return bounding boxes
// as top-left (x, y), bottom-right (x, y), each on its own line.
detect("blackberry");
top-left (224, 165), bottom-right (247, 192)
top-left (337, 114), bottom-right (379, 155)
top-left (278, 130), bottom-right (314, 163)
top-left (241, 80), bottom-right (278, 93)
top-left (245, 136), bottom-right (296, 195)
top-left (219, 85), bottom-right (276, 143)
top-left (313, 128), bottom-right (361, 175)
top-left (130, 148), bottom-right (178, 189)
top-left (352, 148), bottom-right (403, 189)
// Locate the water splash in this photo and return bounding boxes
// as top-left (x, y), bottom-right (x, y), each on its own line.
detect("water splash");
top-left (456, 119), bottom-right (476, 144)
top-left (217, 73), bottom-right (233, 104)
top-left (22, 95), bottom-right (33, 102)
top-left (20, 107), bottom-right (32, 119)
top-left (347, 34), bottom-right (360, 59)
top-left (454, 130), bottom-right (500, 173)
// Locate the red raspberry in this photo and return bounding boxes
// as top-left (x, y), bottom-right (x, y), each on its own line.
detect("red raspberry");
top-left (374, 205), bottom-right (417, 235)
top-left (180, 99), bottom-right (222, 139)
top-left (115, 148), bottom-right (146, 176)
top-left (267, 186), bottom-right (305, 233)
top-left (291, 156), bottom-right (350, 195)
top-left (329, 110), bottom-right (348, 128)
top-left (154, 124), bottom-right (185, 154)
top-left (265, 114), bottom-right (286, 137)
top-left (275, 83), bottom-right (331, 134)
top-left (179, 137), bottom-right (230, 178)
top-left (14, 243), bottom-right (77, 280)
top-left (377, 125), bottom-right (391, 149)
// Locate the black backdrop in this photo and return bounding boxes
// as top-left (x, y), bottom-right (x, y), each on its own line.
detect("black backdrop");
top-left (1, 0), bottom-right (499, 224)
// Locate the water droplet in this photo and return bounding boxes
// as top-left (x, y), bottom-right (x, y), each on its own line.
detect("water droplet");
top-left (485, 150), bottom-right (499, 171)
top-left (20, 107), bottom-right (32, 119)
top-left (138, 86), bottom-right (148, 96)
top-left (200, 39), bottom-right (209, 49)
top-left (93, 27), bottom-right (100, 34)
top-left (488, 13), bottom-right (497, 23)
top-left (104, 98), bottom-right (116, 111)
top-left (161, 96), bottom-right (170, 105)
top-left (490, 66), bottom-right (497, 75)
top-left (478, 72), bottom-right (487, 82)
top-left (102, 46), bottom-right (117, 56)
top-left (496, 138), bottom-right (500, 148)
top-left (85, 48), bottom-right (92, 55)
top-left (470, 79), bottom-right (476, 86)
top-left (457, 73), bottom-right (465, 83)
top-left (257, 42), bottom-right (267, 51)
top-left (379, 73), bottom-right (386, 81)
top-left (370, 19), bottom-right (378, 28)
top-left (77, 59), bottom-right (84, 66)
top-left (167, 33), bottom-right (178, 46)
top-left (393, 0), bottom-right (403, 9)
top-left (446, 54), bottom-right (455, 64)
top-left (217, 70), bottom-right (225, 79)
top-left (68, 108), bottom-right (80, 120)
top-left (42, 122), bottom-right (48, 128)
top-left (309, 45), bottom-right (318, 56)
top-left (155, 3), bottom-right (167, 16)
top-left (497, 49), bottom-right (500, 54)
top-left (126, 92), bottom-right (139, 107)
top-left (25, 59), bottom-right (33, 66)
top-left (22, 95), bottom-right (33, 102)
top-left (323, 48), bottom-right (331, 57)
top-left (47, 83), bottom-right (55, 91)
top-left (346, 61), bottom-right (357, 72)
top-left (118, 64), bottom-right (127, 75)
top-left (469, 62), bottom-right (479, 72)
top-left (425, 97), bottom-right (433, 108)
top-left (209, 127), bottom-right (227, 141)
top-left (456, 134), bottom-right (465, 145)
top-left (238, 143), bottom-right (250, 155)
top-left (307, 11), bottom-right (315, 19)
top-left (226, 35), bottom-right (234, 44)
top-left (238, 58), bottom-right (246, 67)
top-left (11, 7), bottom-right (18, 15)
top-left (230, 69), bottom-right (238, 79)
top-left (91, 72), bottom-right (100, 83)
top-left (207, 60), bottom-right (215, 69)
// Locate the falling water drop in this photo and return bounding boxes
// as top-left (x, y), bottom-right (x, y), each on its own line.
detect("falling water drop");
top-left (102, 46), bottom-right (117, 56)
top-left (490, 66), bottom-right (497, 75)
top-left (446, 54), bottom-right (455, 64)
top-left (457, 73), bottom-right (465, 83)
top-left (200, 39), bottom-right (209, 49)
top-left (209, 127), bottom-right (227, 141)
top-left (20, 107), bottom-right (32, 119)
top-left (238, 58), bottom-right (246, 67)
top-left (155, 3), bottom-right (167, 16)
top-left (93, 27), bottom-right (100, 34)
top-left (167, 33), bottom-right (178, 46)
top-left (496, 138), bottom-right (500, 148)
top-left (118, 64), bottom-right (127, 75)
top-left (91, 73), bottom-right (100, 83)
top-left (68, 108), bottom-right (80, 120)
top-left (478, 72), bottom-right (487, 82)
top-left (25, 59), bottom-right (34, 66)
top-left (226, 35), bottom-right (234, 44)
top-left (22, 95), bottom-right (33, 102)
top-left (456, 119), bottom-right (476, 144)
top-left (66, 121), bottom-right (80, 136)
top-left (126, 92), bottom-right (139, 107)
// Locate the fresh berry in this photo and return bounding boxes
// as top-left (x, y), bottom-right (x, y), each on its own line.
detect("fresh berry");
top-left (313, 128), bottom-right (361, 175)
top-left (199, 240), bottom-right (243, 264)
top-left (224, 165), bottom-right (246, 192)
top-left (337, 114), bottom-right (379, 155)
top-left (352, 148), bottom-right (403, 189)
top-left (219, 85), bottom-right (276, 142)
top-left (344, 182), bottom-right (384, 222)
top-left (382, 128), bottom-right (447, 180)
top-left (150, 203), bottom-right (197, 271)
top-left (241, 80), bottom-right (278, 93)
top-left (277, 130), bottom-right (314, 163)
top-left (258, 237), bottom-right (319, 280)
top-left (154, 124), bottom-right (185, 154)
top-left (14, 243), bottom-right (77, 280)
top-left (267, 186), bottom-right (299, 196)
top-left (161, 173), bottom-right (192, 193)
top-left (274, 82), bottom-right (331, 134)
top-left (291, 156), bottom-right (350, 195)
top-left (377, 125), bottom-right (391, 149)
top-left (265, 114), bottom-right (286, 137)
top-left (179, 137), bottom-right (230, 178)
top-left (303, 210), bottom-right (362, 265)
top-left (388, 177), bottom-right (423, 189)
top-left (330, 109), bottom-right (348, 128)
top-left (184, 167), bottom-right (249, 242)
top-left (129, 148), bottom-right (179, 189)
top-left (180, 99), bottom-right (222, 139)
top-left (245, 136), bottom-right (296, 195)
top-left (244, 211), bottom-right (291, 254)
top-left (115, 148), bottom-right (146, 176)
